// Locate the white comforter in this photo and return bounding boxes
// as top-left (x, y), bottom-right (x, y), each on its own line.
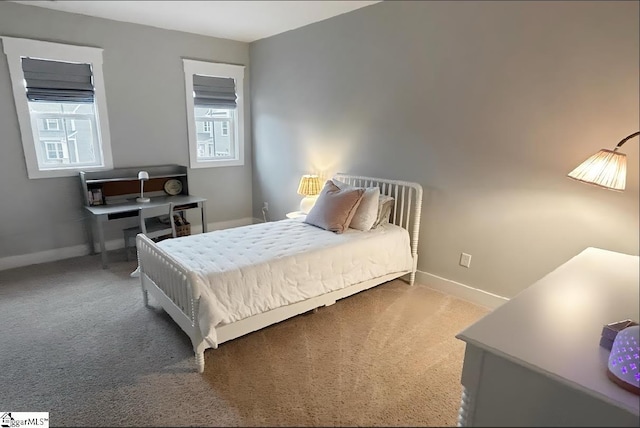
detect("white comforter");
top-left (158, 218), bottom-right (412, 347)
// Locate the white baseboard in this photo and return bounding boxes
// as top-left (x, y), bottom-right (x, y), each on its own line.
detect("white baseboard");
top-left (415, 270), bottom-right (509, 310)
top-left (0, 245), bottom-right (89, 272)
top-left (0, 217), bottom-right (255, 271)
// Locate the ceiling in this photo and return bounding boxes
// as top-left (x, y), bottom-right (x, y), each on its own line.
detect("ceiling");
top-left (14, 1), bottom-right (381, 43)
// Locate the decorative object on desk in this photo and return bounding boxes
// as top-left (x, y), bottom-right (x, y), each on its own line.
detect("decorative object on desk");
top-left (90, 188), bottom-right (103, 206)
top-left (136, 171), bottom-right (151, 203)
top-left (164, 178), bottom-right (183, 196)
top-left (606, 325), bottom-right (640, 396)
top-left (600, 319), bottom-right (639, 350)
top-left (297, 174), bottom-right (322, 213)
top-left (568, 131), bottom-right (639, 191)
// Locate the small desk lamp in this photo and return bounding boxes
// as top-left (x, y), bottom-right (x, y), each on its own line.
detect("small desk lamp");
top-left (297, 174), bottom-right (321, 213)
top-left (136, 171), bottom-right (151, 203)
top-left (568, 131), bottom-right (639, 191)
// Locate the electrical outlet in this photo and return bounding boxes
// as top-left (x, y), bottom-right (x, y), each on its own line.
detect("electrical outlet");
top-left (262, 202), bottom-right (269, 211)
top-left (460, 252), bottom-right (472, 268)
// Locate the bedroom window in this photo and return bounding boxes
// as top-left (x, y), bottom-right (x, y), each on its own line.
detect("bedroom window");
top-left (183, 59), bottom-right (245, 168)
top-left (1, 37), bottom-right (113, 179)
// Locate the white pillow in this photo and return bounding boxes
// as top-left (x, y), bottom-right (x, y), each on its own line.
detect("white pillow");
top-left (332, 179), bottom-right (380, 231)
top-left (373, 194), bottom-right (395, 228)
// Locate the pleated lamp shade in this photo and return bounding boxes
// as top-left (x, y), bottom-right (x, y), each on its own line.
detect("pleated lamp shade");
top-left (297, 175), bottom-right (322, 214)
top-left (568, 149), bottom-right (627, 191)
top-left (297, 175), bottom-right (321, 196)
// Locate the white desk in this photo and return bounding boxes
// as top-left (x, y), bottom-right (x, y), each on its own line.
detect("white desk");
top-left (85, 194), bottom-right (207, 268)
top-left (456, 247), bottom-right (639, 427)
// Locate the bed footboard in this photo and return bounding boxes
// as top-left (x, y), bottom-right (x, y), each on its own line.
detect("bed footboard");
top-left (136, 234), bottom-right (210, 372)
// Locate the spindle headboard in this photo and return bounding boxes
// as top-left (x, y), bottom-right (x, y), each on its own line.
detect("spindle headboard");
top-left (333, 174), bottom-right (423, 282)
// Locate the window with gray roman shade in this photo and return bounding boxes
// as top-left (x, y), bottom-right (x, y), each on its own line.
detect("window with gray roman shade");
top-left (192, 74), bottom-right (237, 109)
top-left (21, 57), bottom-right (95, 103)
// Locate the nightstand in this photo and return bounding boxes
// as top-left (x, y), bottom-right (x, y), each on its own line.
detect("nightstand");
top-left (286, 211), bottom-right (307, 219)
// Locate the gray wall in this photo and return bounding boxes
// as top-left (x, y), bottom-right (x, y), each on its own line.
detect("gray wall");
top-left (0, 1), bottom-right (252, 258)
top-left (250, 1), bottom-right (639, 298)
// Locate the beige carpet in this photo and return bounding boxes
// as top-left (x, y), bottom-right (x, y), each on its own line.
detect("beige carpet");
top-left (0, 250), bottom-right (488, 427)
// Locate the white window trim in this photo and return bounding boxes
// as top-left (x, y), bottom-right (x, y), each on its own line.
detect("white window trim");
top-left (183, 59), bottom-right (245, 168)
top-left (1, 36), bottom-right (113, 179)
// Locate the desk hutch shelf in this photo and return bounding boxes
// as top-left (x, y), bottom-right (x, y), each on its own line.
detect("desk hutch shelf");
top-left (80, 165), bottom-right (189, 207)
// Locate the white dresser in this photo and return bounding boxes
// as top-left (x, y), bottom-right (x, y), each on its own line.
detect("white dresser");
top-left (456, 247), bottom-right (639, 427)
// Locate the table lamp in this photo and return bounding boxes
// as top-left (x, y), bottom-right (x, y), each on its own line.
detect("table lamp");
top-left (297, 174), bottom-right (321, 213)
top-left (568, 131), bottom-right (639, 191)
top-left (136, 170), bottom-right (151, 203)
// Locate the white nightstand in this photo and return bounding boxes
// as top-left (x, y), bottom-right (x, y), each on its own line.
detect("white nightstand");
top-left (286, 211), bottom-right (307, 219)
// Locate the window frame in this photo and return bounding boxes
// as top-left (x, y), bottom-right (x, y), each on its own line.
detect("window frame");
top-left (1, 37), bottom-right (113, 179)
top-left (183, 59), bottom-right (245, 168)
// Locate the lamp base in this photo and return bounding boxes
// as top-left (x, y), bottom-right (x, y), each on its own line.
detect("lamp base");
top-left (136, 197), bottom-right (151, 203)
top-left (300, 196), bottom-right (318, 214)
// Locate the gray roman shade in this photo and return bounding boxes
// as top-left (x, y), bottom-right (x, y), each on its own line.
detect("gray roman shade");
top-left (193, 74), bottom-right (237, 108)
top-left (21, 57), bottom-right (95, 103)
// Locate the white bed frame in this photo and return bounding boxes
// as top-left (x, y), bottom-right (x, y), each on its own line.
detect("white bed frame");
top-left (136, 174), bottom-right (423, 373)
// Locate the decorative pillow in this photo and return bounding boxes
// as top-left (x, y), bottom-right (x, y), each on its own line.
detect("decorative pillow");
top-left (332, 179), bottom-right (380, 231)
top-left (373, 194), bottom-right (395, 228)
top-left (304, 180), bottom-right (364, 234)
